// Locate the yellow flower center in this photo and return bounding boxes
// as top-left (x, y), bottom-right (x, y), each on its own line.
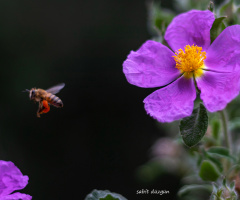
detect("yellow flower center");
top-left (173, 45), bottom-right (206, 79)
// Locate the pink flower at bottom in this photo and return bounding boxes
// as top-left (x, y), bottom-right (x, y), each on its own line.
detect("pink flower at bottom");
top-left (0, 161), bottom-right (31, 200)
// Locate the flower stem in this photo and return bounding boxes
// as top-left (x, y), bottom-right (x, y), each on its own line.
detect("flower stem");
top-left (219, 110), bottom-right (232, 153)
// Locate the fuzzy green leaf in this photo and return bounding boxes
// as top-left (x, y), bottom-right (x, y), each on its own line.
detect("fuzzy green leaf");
top-left (84, 190), bottom-right (127, 200)
top-left (207, 147), bottom-right (229, 157)
top-left (206, 155), bottom-right (223, 172)
top-left (178, 184), bottom-right (212, 197)
top-left (180, 104), bottom-right (208, 147)
top-left (207, 147), bottom-right (235, 161)
top-left (199, 160), bottom-right (221, 181)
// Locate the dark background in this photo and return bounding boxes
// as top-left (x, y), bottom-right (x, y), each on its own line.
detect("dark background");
top-left (0, 0), bottom-right (181, 199)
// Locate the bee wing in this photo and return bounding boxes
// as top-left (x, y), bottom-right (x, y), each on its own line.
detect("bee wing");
top-left (46, 83), bottom-right (65, 94)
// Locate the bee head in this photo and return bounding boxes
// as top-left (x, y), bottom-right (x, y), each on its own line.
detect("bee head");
top-left (29, 89), bottom-right (36, 100)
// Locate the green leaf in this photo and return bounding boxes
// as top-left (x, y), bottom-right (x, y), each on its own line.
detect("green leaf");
top-left (84, 190), bottom-right (127, 200)
top-left (207, 147), bottom-right (235, 161)
top-left (199, 160), bottom-right (221, 181)
top-left (210, 16), bottom-right (227, 43)
top-left (208, 147), bottom-right (229, 156)
top-left (180, 104), bottom-right (208, 147)
top-left (206, 154), bottom-right (223, 172)
top-left (178, 184), bottom-right (212, 197)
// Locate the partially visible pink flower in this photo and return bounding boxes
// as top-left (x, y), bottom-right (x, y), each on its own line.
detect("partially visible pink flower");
top-left (0, 161), bottom-right (31, 200)
top-left (123, 10), bottom-right (240, 122)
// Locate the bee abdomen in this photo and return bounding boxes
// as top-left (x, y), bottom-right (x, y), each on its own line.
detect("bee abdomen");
top-left (46, 93), bottom-right (63, 108)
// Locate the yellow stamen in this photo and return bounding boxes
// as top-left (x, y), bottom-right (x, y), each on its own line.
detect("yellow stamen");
top-left (173, 45), bottom-right (206, 79)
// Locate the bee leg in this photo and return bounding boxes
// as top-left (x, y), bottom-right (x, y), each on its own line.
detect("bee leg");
top-left (37, 100), bottom-right (50, 117)
top-left (37, 101), bottom-right (43, 118)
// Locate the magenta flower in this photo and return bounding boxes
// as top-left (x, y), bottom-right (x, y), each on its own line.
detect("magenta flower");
top-left (123, 10), bottom-right (240, 122)
top-left (0, 161), bottom-right (31, 200)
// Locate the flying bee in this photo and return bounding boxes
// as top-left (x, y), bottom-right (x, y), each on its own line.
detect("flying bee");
top-left (24, 83), bottom-right (65, 117)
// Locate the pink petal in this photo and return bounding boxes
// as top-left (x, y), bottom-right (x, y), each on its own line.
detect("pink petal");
top-left (144, 76), bottom-right (196, 123)
top-left (123, 40), bottom-right (180, 88)
top-left (165, 10), bottom-right (214, 51)
top-left (196, 70), bottom-right (240, 112)
top-left (0, 161), bottom-right (29, 197)
top-left (0, 192), bottom-right (32, 200)
top-left (205, 25), bottom-right (240, 72)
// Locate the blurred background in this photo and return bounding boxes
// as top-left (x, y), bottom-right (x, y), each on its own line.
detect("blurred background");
top-left (0, 0), bottom-right (225, 199)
